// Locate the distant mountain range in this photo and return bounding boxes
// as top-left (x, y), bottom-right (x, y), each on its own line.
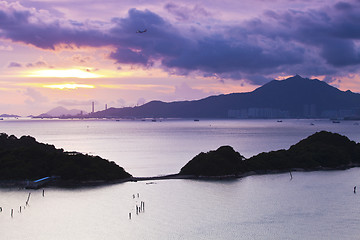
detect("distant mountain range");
top-left (89, 75), bottom-right (360, 119)
top-left (36, 106), bottom-right (86, 118)
top-left (0, 114), bottom-right (20, 118)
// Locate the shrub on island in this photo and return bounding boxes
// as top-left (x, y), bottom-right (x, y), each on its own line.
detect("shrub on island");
top-left (179, 131), bottom-right (360, 177)
top-left (0, 133), bottom-right (132, 181)
top-left (179, 146), bottom-right (246, 176)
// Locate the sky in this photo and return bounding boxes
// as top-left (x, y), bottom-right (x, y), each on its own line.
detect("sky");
top-left (1, 0), bottom-right (360, 116)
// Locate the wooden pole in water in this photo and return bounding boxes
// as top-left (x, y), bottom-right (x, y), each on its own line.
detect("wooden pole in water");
top-left (19, 206), bottom-right (21, 213)
top-left (11, 209), bottom-right (13, 218)
top-left (129, 213), bottom-right (131, 219)
top-left (26, 193), bottom-right (31, 205)
top-left (42, 189), bottom-right (45, 197)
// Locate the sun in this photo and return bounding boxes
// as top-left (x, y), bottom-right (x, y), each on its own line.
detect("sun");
top-left (29, 69), bottom-right (102, 78)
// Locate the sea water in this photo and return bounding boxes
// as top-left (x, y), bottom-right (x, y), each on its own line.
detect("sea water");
top-left (0, 119), bottom-right (360, 239)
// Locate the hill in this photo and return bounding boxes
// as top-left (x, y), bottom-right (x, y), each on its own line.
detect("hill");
top-left (179, 131), bottom-right (360, 177)
top-left (89, 75), bottom-right (360, 119)
top-left (36, 106), bottom-right (86, 118)
top-left (0, 114), bottom-right (21, 118)
top-left (0, 133), bottom-right (132, 184)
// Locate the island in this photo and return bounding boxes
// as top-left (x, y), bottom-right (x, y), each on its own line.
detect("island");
top-left (2, 131), bottom-right (360, 188)
top-left (0, 133), bottom-right (132, 188)
top-left (179, 131), bottom-right (360, 177)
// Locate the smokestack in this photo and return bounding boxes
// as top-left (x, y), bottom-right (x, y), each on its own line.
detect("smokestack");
top-left (92, 102), bottom-right (94, 113)
top-left (105, 104), bottom-right (107, 110)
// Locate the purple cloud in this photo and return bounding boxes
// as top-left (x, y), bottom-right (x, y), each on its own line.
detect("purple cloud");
top-left (8, 62), bottom-right (22, 68)
top-left (1, 1), bottom-right (360, 85)
top-left (56, 99), bottom-right (93, 106)
top-left (164, 3), bottom-right (211, 21)
top-left (24, 88), bottom-right (48, 104)
top-left (26, 61), bottom-right (47, 68)
top-left (258, 2), bottom-right (360, 68)
top-left (0, 2), bottom-right (109, 49)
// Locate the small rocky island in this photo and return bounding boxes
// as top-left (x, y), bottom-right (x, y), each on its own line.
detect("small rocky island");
top-left (179, 131), bottom-right (360, 177)
top-left (0, 133), bottom-right (132, 187)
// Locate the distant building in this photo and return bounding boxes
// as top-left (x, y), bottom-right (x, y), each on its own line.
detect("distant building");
top-left (303, 104), bottom-right (317, 118)
top-left (228, 108), bottom-right (290, 119)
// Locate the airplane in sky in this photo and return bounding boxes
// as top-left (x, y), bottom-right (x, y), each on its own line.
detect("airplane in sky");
top-left (136, 29), bottom-right (147, 33)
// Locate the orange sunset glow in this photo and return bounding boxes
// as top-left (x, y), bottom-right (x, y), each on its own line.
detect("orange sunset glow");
top-left (0, 0), bottom-right (359, 117)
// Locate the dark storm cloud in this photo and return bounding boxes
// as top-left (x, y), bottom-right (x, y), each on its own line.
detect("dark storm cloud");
top-left (259, 2), bottom-right (360, 68)
top-left (163, 37), bottom-right (304, 73)
top-left (334, 1), bottom-right (354, 10)
top-left (1, 1), bottom-right (360, 84)
top-left (108, 8), bottom-right (189, 66)
top-left (107, 8), bottom-right (304, 79)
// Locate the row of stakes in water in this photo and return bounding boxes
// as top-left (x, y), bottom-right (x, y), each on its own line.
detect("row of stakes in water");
top-left (129, 193), bottom-right (145, 220)
top-left (1, 189), bottom-right (45, 218)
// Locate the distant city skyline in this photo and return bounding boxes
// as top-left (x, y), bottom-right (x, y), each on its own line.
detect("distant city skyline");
top-left (1, 0), bottom-right (360, 115)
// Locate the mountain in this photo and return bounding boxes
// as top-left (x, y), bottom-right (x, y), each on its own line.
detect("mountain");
top-left (90, 75), bottom-right (360, 119)
top-left (36, 106), bottom-right (86, 118)
top-left (0, 114), bottom-right (20, 118)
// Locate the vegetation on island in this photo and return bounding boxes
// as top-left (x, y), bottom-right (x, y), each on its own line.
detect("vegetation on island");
top-left (179, 146), bottom-right (246, 176)
top-left (2, 130), bottom-right (359, 186)
top-left (0, 133), bottom-right (132, 182)
top-left (179, 131), bottom-right (360, 177)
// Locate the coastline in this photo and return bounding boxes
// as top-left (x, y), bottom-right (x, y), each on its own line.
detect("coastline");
top-left (2, 164), bottom-right (359, 189)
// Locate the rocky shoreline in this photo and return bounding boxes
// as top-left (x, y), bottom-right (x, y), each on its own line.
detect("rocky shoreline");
top-left (3, 163), bottom-right (360, 189)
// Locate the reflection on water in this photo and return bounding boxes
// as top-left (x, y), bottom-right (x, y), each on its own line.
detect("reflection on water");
top-left (1, 169), bottom-right (360, 240)
top-left (1, 119), bottom-right (360, 239)
top-left (1, 118), bottom-right (360, 176)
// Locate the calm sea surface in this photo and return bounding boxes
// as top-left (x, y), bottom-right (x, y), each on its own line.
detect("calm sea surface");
top-left (1, 119), bottom-right (360, 239)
